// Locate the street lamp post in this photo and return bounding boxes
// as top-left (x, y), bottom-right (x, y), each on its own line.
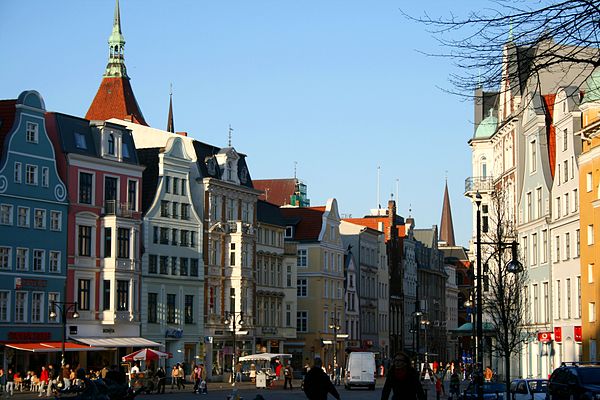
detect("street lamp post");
top-left (329, 316), bottom-right (341, 376)
top-left (474, 191), bottom-right (523, 400)
top-left (49, 301), bottom-right (79, 367)
top-left (421, 319), bottom-right (431, 371)
top-left (223, 293), bottom-right (245, 387)
top-left (412, 311), bottom-right (423, 365)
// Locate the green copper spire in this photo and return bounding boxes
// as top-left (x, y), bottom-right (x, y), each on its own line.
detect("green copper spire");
top-left (104, 0), bottom-right (128, 78)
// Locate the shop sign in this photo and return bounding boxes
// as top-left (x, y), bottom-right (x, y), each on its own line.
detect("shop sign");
top-left (15, 278), bottom-right (47, 290)
top-left (554, 327), bottom-right (562, 342)
top-left (165, 328), bottom-right (183, 338)
top-left (538, 331), bottom-right (553, 343)
top-left (8, 331), bottom-right (51, 341)
top-left (574, 326), bottom-right (582, 342)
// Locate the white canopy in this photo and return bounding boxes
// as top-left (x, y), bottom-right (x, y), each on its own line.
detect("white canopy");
top-left (238, 353), bottom-right (292, 362)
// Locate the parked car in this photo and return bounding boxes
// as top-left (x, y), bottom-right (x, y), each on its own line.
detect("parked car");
top-left (547, 363), bottom-right (600, 400)
top-left (509, 379), bottom-right (547, 400)
top-left (461, 382), bottom-right (505, 400)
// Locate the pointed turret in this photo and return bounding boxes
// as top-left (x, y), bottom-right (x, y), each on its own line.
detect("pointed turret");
top-left (439, 180), bottom-right (456, 246)
top-left (86, 0), bottom-right (148, 125)
top-left (167, 89), bottom-right (175, 133)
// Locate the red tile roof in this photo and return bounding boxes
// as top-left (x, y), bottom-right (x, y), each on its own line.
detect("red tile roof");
top-left (253, 179), bottom-right (297, 206)
top-left (281, 206), bottom-right (324, 241)
top-left (86, 77), bottom-right (147, 125)
top-left (0, 100), bottom-right (17, 150)
top-left (343, 216), bottom-right (405, 241)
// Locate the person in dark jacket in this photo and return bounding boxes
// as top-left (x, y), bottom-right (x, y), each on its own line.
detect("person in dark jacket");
top-left (303, 357), bottom-right (340, 400)
top-left (381, 352), bottom-right (426, 400)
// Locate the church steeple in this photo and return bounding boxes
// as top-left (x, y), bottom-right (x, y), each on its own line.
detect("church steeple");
top-left (86, 0), bottom-right (147, 125)
top-left (167, 86), bottom-right (175, 133)
top-left (439, 179), bottom-right (456, 246)
top-left (105, 0), bottom-right (127, 78)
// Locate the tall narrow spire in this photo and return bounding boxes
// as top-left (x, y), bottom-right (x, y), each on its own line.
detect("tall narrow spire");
top-left (86, 0), bottom-right (147, 125)
top-left (167, 85), bottom-right (175, 133)
top-left (439, 180), bottom-right (456, 246)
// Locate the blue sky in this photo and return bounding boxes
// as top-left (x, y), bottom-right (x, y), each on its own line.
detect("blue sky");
top-left (0, 0), bottom-right (486, 247)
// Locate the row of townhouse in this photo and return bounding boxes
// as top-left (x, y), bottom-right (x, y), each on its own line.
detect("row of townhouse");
top-left (466, 35), bottom-right (600, 379)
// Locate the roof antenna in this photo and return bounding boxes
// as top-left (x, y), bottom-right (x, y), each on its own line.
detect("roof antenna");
top-left (377, 166), bottom-right (381, 209)
top-left (409, 203), bottom-right (412, 218)
top-left (228, 124), bottom-right (233, 147)
top-left (294, 161), bottom-right (298, 179)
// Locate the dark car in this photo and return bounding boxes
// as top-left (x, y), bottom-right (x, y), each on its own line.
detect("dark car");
top-left (461, 382), bottom-right (505, 400)
top-left (547, 363), bottom-right (600, 400)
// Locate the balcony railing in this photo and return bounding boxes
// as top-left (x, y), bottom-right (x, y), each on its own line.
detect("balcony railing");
top-left (104, 200), bottom-right (133, 217)
top-left (464, 176), bottom-right (494, 195)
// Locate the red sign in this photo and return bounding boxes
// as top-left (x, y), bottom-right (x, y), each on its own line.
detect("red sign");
top-left (554, 327), bottom-right (562, 342)
top-left (574, 326), bottom-right (582, 342)
top-left (8, 331), bottom-right (51, 341)
top-left (538, 331), bottom-right (553, 343)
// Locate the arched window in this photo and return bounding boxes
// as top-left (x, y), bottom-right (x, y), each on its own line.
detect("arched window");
top-left (481, 156), bottom-right (487, 178)
top-left (227, 161), bottom-right (233, 181)
top-left (108, 134), bottom-right (115, 155)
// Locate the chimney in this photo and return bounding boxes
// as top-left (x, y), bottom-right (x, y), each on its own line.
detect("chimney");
top-left (176, 131), bottom-right (188, 137)
top-left (387, 200), bottom-right (397, 241)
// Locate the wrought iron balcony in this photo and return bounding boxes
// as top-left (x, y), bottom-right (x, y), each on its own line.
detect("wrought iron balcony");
top-left (104, 200), bottom-right (133, 217)
top-left (464, 176), bottom-right (494, 195)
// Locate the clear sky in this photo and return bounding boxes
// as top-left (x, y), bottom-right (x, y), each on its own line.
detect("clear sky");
top-left (0, 0), bottom-right (485, 248)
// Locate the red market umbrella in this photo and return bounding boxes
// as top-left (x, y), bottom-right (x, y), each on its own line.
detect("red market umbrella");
top-left (122, 348), bottom-right (172, 362)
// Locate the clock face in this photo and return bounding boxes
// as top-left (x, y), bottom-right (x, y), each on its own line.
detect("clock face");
top-left (240, 166), bottom-right (248, 184)
top-left (206, 157), bottom-right (216, 175)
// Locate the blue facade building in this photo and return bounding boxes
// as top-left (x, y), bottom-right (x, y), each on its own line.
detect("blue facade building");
top-left (0, 91), bottom-right (68, 369)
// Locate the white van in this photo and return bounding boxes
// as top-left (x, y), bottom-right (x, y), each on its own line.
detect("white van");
top-left (344, 351), bottom-right (376, 390)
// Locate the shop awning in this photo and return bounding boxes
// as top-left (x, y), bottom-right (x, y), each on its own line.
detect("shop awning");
top-left (5, 342), bottom-right (104, 352)
top-left (73, 337), bottom-right (162, 348)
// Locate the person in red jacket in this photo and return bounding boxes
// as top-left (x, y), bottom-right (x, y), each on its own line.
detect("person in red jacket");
top-left (38, 366), bottom-right (49, 397)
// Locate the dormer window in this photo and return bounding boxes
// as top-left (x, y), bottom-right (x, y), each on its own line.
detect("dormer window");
top-left (285, 226), bottom-right (293, 238)
top-left (108, 134), bottom-right (115, 155)
top-left (227, 161), bottom-right (233, 181)
top-left (26, 122), bottom-right (38, 143)
top-left (74, 132), bottom-right (87, 149)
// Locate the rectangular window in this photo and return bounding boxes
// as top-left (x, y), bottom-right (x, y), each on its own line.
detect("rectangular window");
top-left (190, 259), bottom-right (199, 277)
top-left (103, 280), bottom-right (110, 311)
top-left (153, 226), bottom-right (158, 244)
top-left (167, 294), bottom-right (176, 324)
top-left (171, 256), bottom-right (177, 275)
top-left (588, 225), bottom-right (595, 245)
top-left (185, 295), bottom-right (194, 324)
top-left (556, 197), bottom-right (561, 220)
top-left (0, 204), bottom-right (12, 225)
top-left (47, 292), bottom-right (59, 323)
top-left (148, 293), bottom-right (158, 323)
top-left (536, 188), bottom-right (542, 219)
top-left (286, 265), bottom-right (292, 287)
top-left (180, 258), bottom-right (188, 276)
top-left (50, 211), bottom-right (61, 231)
top-left (34, 209), bottom-right (46, 229)
top-left (574, 189), bottom-right (579, 212)
top-left (15, 292), bottom-right (27, 322)
top-left (14, 162), bottom-right (21, 183)
top-left (555, 236), bottom-right (561, 262)
top-left (230, 243), bottom-right (236, 266)
top-left (181, 203), bottom-right (190, 220)
top-left (78, 225), bottom-right (92, 256)
top-left (161, 201), bottom-right (169, 217)
top-left (78, 279), bottom-right (90, 310)
top-left (297, 311), bottom-right (308, 333)
top-left (31, 292), bottom-right (43, 323)
top-left (160, 227), bottom-right (169, 244)
top-left (533, 284), bottom-right (539, 323)
top-left (16, 248), bottom-right (28, 271)
top-left (74, 132), bottom-right (87, 149)
top-left (127, 180), bottom-right (137, 211)
top-left (542, 230), bottom-right (548, 263)
top-left (566, 278), bottom-right (572, 319)
top-left (565, 232), bottom-right (571, 260)
top-left (526, 192), bottom-right (532, 221)
top-left (32, 249), bottom-right (45, 272)
top-left (565, 193), bottom-right (570, 215)
top-left (522, 236), bottom-right (528, 266)
top-left (590, 302), bottom-right (596, 323)
top-left (180, 230), bottom-right (189, 247)
top-left (297, 278), bottom-right (307, 297)
top-left (530, 140), bottom-right (537, 173)
top-left (589, 264), bottom-right (595, 284)
top-left (556, 280), bottom-right (561, 320)
top-left (297, 249), bottom-right (307, 267)
top-left (41, 167), bottom-right (49, 187)
top-left (78, 172), bottom-right (93, 204)
top-left (49, 251), bottom-right (60, 273)
top-left (149, 254), bottom-right (157, 274)
top-left (171, 229), bottom-right (178, 246)
top-left (578, 276), bottom-right (582, 318)
top-left (227, 198), bottom-right (235, 220)
top-left (17, 207), bottom-right (29, 227)
top-left (564, 160), bottom-right (569, 183)
top-left (165, 176), bottom-right (170, 193)
top-left (0, 247), bottom-right (11, 270)
top-left (25, 164), bottom-right (38, 185)
top-left (531, 233), bottom-right (537, 265)
top-left (576, 229), bottom-right (581, 257)
top-left (563, 128), bottom-right (568, 151)
top-left (173, 178), bottom-right (179, 195)
top-left (104, 228), bottom-right (112, 258)
top-left (117, 280), bottom-right (128, 311)
top-left (0, 291), bottom-right (9, 322)
top-left (26, 122), bottom-right (38, 143)
top-left (159, 256), bottom-right (168, 274)
top-left (117, 228), bottom-right (130, 258)
top-left (172, 202), bottom-right (178, 219)
top-left (587, 172), bottom-right (593, 192)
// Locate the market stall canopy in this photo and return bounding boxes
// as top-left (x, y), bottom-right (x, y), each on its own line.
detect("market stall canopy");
top-left (122, 348), bottom-right (172, 362)
top-left (239, 353), bottom-right (292, 362)
top-left (5, 342), bottom-right (105, 352)
top-left (450, 322), bottom-right (496, 336)
top-left (73, 337), bottom-right (162, 348)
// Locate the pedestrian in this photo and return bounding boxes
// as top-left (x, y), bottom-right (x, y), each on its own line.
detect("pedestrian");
top-left (283, 361), bottom-right (293, 390)
top-left (275, 359), bottom-right (282, 384)
top-left (435, 374), bottom-right (445, 400)
top-left (5, 368), bottom-right (14, 396)
top-left (235, 361), bottom-right (243, 383)
top-left (449, 371), bottom-right (460, 400)
top-left (484, 366), bottom-right (493, 382)
top-left (381, 352), bottom-right (426, 400)
top-left (0, 368), bottom-right (5, 395)
top-left (156, 367), bottom-right (166, 394)
top-left (198, 363), bottom-right (208, 395)
top-left (46, 364), bottom-right (56, 397)
top-left (177, 363), bottom-right (185, 389)
top-left (62, 364), bottom-right (71, 390)
top-left (170, 365), bottom-right (179, 390)
top-left (38, 366), bottom-right (48, 397)
top-left (302, 357), bottom-right (340, 400)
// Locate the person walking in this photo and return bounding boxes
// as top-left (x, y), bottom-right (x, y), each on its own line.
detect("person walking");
top-left (5, 368), bottom-right (14, 396)
top-left (381, 352), bottom-right (426, 400)
top-left (38, 366), bottom-right (48, 397)
top-left (198, 363), bottom-right (208, 395)
top-left (235, 361), bottom-right (243, 383)
top-left (177, 363), bottom-right (185, 389)
top-left (449, 371), bottom-right (461, 400)
top-left (46, 365), bottom-right (56, 397)
top-left (283, 361), bottom-right (294, 390)
top-left (61, 364), bottom-right (71, 390)
top-left (155, 367), bottom-right (166, 394)
top-left (435, 374), bottom-right (445, 400)
top-left (170, 365), bottom-right (179, 390)
top-left (303, 357), bottom-right (340, 400)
